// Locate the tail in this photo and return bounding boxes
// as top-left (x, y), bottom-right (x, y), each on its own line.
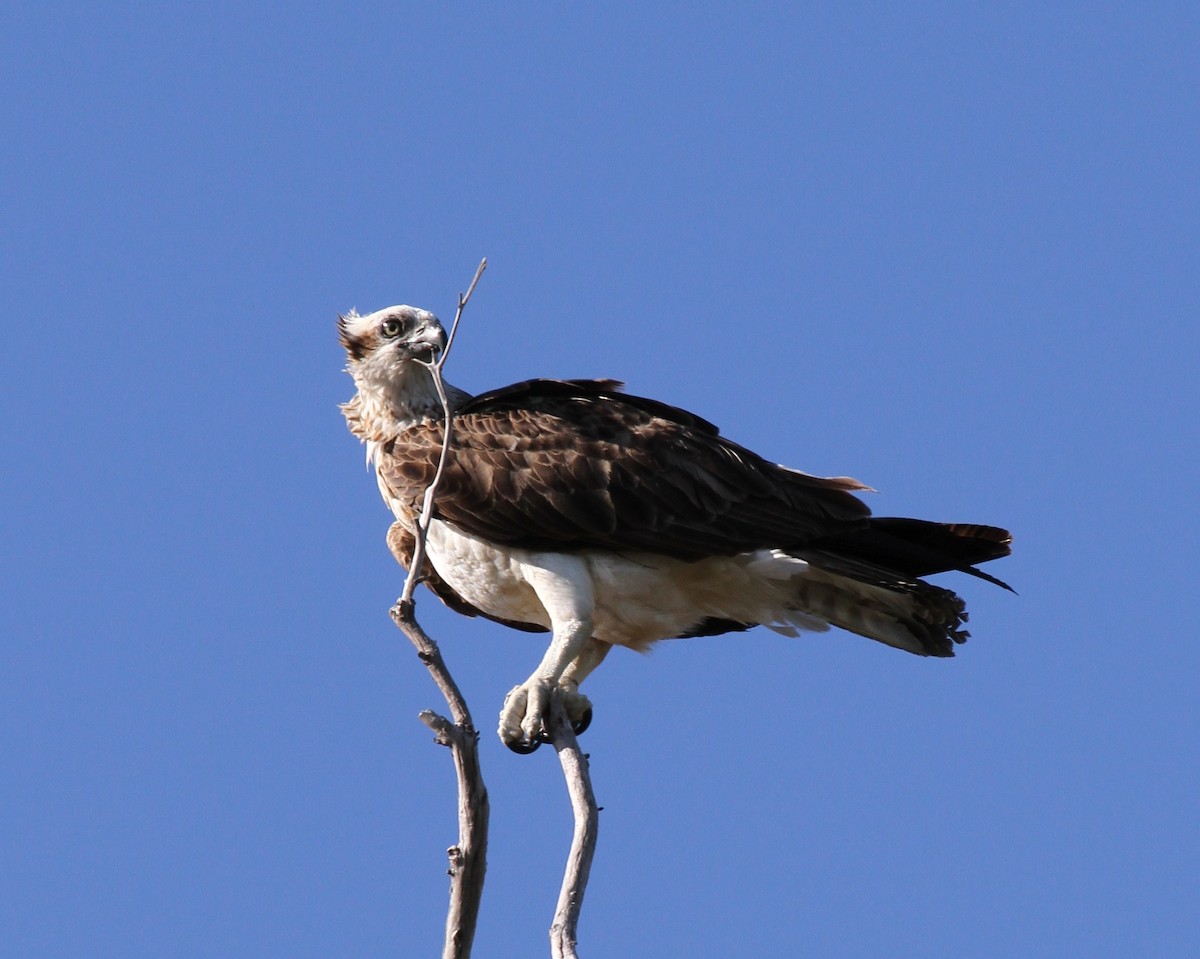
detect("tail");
top-left (808, 518), bottom-right (1013, 588)
top-left (792, 518), bottom-right (1012, 656)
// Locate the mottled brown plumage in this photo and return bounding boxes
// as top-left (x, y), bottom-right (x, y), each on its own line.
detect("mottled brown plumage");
top-left (376, 378), bottom-right (1009, 597)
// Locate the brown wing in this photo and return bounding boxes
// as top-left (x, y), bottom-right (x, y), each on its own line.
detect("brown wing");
top-left (377, 379), bottom-right (872, 562)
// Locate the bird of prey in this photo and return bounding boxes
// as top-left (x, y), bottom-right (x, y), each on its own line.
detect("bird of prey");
top-left (340, 304), bottom-right (1011, 753)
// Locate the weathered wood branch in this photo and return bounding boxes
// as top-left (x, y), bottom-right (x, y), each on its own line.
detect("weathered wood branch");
top-left (390, 260), bottom-right (489, 959)
top-left (548, 695), bottom-right (600, 959)
top-left (390, 601), bottom-right (488, 959)
top-left (382, 259), bottom-right (601, 958)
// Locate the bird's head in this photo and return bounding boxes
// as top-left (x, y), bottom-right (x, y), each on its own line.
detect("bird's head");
top-left (339, 305), bottom-right (456, 434)
top-left (338, 304), bottom-right (447, 367)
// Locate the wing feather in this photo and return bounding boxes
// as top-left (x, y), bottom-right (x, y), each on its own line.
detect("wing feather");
top-left (377, 379), bottom-right (871, 560)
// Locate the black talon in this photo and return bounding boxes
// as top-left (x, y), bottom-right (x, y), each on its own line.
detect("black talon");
top-left (505, 707), bottom-right (590, 752)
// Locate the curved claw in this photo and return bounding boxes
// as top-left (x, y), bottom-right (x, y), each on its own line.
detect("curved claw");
top-left (572, 706), bottom-right (593, 737)
top-left (500, 680), bottom-right (594, 754)
top-left (503, 707), bottom-right (591, 753)
top-left (506, 737), bottom-right (541, 755)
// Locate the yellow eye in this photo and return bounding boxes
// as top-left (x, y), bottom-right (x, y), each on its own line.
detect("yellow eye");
top-left (382, 317), bottom-right (403, 338)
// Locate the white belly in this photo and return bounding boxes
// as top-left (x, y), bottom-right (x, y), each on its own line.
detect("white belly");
top-left (423, 520), bottom-right (830, 650)
top-left (423, 520), bottom-right (552, 628)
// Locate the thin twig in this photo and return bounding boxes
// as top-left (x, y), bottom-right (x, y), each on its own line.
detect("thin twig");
top-left (388, 259), bottom-right (489, 959)
top-left (400, 256), bottom-right (487, 607)
top-left (441, 258), bottom-right (487, 365)
top-left (548, 695), bottom-right (600, 959)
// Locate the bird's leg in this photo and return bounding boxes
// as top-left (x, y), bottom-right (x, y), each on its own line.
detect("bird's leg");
top-left (499, 556), bottom-right (597, 752)
top-left (557, 638), bottom-right (612, 736)
top-left (499, 619), bottom-right (592, 751)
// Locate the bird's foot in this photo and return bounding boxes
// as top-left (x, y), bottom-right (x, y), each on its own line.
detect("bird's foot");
top-left (499, 680), bottom-right (593, 754)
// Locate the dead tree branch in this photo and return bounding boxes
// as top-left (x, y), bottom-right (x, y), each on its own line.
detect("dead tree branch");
top-left (390, 602), bottom-right (488, 959)
top-left (389, 259), bottom-right (488, 959)
top-left (383, 258), bottom-right (601, 958)
top-left (548, 695), bottom-right (600, 959)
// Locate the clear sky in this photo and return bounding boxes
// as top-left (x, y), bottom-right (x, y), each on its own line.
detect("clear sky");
top-left (4, 4), bottom-right (1197, 957)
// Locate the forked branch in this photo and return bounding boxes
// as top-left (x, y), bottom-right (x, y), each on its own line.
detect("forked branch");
top-left (387, 259), bottom-right (600, 958)
top-left (389, 602), bottom-right (488, 959)
top-left (389, 259), bottom-right (488, 959)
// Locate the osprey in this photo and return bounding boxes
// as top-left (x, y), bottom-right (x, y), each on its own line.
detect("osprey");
top-left (340, 305), bottom-right (1012, 753)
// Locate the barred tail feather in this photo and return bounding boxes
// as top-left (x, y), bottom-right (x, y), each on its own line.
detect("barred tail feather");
top-left (791, 567), bottom-right (970, 657)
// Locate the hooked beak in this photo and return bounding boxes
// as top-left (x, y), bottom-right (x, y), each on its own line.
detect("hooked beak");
top-left (407, 321), bottom-right (448, 362)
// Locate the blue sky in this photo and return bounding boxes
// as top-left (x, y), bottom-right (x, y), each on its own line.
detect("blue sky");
top-left (3, 4), bottom-right (1197, 956)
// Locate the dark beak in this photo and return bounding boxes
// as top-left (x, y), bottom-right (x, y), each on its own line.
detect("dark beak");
top-left (409, 323), bottom-right (448, 361)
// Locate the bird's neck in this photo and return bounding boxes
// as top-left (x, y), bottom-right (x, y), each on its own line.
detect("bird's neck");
top-left (342, 362), bottom-right (470, 445)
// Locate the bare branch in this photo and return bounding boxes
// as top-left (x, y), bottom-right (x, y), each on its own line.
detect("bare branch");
top-left (381, 260), bottom-right (601, 958)
top-left (548, 695), bottom-right (600, 959)
top-left (388, 260), bottom-right (490, 959)
top-left (391, 600), bottom-right (489, 959)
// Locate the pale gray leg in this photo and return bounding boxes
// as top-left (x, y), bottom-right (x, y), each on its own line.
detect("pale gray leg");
top-left (498, 555), bottom-right (596, 751)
